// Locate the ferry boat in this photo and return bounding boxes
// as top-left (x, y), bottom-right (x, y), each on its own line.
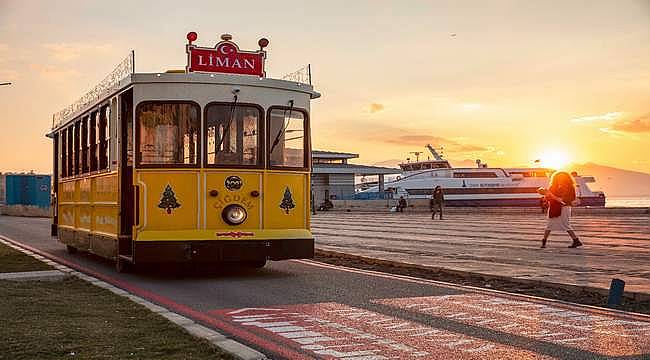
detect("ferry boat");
top-left (358, 145), bottom-right (606, 207)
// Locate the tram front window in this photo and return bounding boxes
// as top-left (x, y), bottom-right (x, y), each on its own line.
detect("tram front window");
top-left (269, 108), bottom-right (306, 168)
top-left (205, 104), bottom-right (260, 166)
top-left (136, 102), bottom-right (200, 166)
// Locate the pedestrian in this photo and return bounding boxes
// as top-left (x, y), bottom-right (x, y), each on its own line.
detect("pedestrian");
top-left (430, 186), bottom-right (444, 219)
top-left (397, 196), bottom-right (407, 213)
top-left (539, 171), bottom-right (583, 248)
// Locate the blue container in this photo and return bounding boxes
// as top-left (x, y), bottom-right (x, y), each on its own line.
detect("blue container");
top-left (5, 174), bottom-right (51, 208)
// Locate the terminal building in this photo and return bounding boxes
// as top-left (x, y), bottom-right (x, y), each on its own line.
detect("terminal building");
top-left (311, 150), bottom-right (398, 206)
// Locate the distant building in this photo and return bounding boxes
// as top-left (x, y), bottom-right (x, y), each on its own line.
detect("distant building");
top-left (311, 150), bottom-right (398, 207)
top-left (1, 173), bottom-right (51, 208)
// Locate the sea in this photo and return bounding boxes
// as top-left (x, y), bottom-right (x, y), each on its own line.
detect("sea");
top-left (605, 196), bottom-right (650, 208)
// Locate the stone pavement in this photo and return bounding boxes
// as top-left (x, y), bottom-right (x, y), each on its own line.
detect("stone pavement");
top-left (312, 211), bottom-right (650, 297)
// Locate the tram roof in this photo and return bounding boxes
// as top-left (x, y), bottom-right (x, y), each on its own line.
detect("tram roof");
top-left (49, 72), bottom-right (320, 134)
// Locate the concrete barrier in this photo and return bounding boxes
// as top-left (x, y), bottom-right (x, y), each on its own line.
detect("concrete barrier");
top-left (0, 204), bottom-right (51, 218)
top-left (329, 200), bottom-right (649, 215)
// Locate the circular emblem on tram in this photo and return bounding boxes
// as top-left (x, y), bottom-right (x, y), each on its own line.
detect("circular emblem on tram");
top-left (225, 176), bottom-right (243, 191)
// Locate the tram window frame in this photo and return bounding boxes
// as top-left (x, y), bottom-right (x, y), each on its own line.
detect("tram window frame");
top-left (67, 126), bottom-right (74, 177)
top-left (203, 102), bottom-right (264, 169)
top-left (60, 129), bottom-right (67, 177)
top-left (89, 111), bottom-right (98, 172)
top-left (98, 105), bottom-right (109, 170)
top-left (73, 120), bottom-right (81, 176)
top-left (135, 101), bottom-right (201, 168)
top-left (266, 106), bottom-right (310, 171)
top-left (81, 115), bottom-right (89, 174)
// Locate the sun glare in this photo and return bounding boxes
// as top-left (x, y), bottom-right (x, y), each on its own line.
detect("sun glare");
top-left (537, 150), bottom-right (570, 170)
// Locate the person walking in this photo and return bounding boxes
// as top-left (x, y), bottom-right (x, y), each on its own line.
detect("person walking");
top-left (539, 171), bottom-right (583, 248)
top-left (430, 186), bottom-right (444, 219)
top-left (397, 196), bottom-right (407, 213)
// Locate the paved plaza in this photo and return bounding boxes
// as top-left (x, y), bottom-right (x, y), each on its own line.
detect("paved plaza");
top-left (312, 210), bottom-right (650, 297)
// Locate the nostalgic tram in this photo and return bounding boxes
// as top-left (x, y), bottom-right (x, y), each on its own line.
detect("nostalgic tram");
top-left (47, 33), bottom-right (320, 271)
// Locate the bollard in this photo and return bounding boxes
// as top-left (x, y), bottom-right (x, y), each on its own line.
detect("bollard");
top-left (607, 278), bottom-right (625, 308)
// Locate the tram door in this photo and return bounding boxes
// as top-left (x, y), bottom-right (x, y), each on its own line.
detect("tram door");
top-left (118, 89), bottom-right (134, 256)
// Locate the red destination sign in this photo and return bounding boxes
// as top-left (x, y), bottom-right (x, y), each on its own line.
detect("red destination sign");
top-left (185, 32), bottom-right (267, 77)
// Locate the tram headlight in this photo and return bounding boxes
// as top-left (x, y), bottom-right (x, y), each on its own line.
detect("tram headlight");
top-left (222, 204), bottom-right (247, 225)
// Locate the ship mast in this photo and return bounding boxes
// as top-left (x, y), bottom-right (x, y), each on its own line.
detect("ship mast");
top-left (426, 144), bottom-right (444, 161)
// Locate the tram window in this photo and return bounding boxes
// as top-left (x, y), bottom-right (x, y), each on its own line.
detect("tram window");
top-left (81, 116), bottom-right (89, 173)
top-left (73, 120), bottom-right (81, 175)
top-left (89, 112), bottom-right (98, 172)
top-left (268, 108), bottom-right (306, 168)
top-left (99, 106), bottom-right (110, 170)
top-left (60, 130), bottom-right (67, 177)
top-left (205, 104), bottom-right (260, 166)
top-left (121, 94), bottom-right (133, 165)
top-left (67, 126), bottom-right (74, 177)
top-left (137, 102), bottom-right (200, 166)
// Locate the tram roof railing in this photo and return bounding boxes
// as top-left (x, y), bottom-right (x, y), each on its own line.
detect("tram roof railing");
top-left (52, 51), bottom-right (135, 130)
top-left (50, 53), bottom-right (320, 132)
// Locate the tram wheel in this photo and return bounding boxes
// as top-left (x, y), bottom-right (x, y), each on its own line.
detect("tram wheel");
top-left (66, 245), bottom-right (78, 254)
top-left (115, 258), bottom-right (132, 273)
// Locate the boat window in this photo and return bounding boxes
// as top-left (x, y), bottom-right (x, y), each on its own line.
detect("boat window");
top-left (268, 108), bottom-right (307, 168)
top-left (205, 104), bottom-right (261, 167)
top-left (453, 171), bottom-right (498, 178)
top-left (137, 102), bottom-right (200, 166)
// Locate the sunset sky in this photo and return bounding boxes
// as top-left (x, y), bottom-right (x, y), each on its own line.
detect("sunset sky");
top-left (1, 0), bottom-right (648, 173)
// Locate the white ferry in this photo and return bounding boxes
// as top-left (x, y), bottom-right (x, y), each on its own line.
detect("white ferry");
top-left (358, 145), bottom-right (606, 207)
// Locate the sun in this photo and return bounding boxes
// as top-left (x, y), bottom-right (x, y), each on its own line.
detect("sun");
top-left (537, 150), bottom-right (570, 169)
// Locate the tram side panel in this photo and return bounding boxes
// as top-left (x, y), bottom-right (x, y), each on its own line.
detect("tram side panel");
top-left (263, 171), bottom-right (313, 260)
top-left (57, 172), bottom-right (119, 259)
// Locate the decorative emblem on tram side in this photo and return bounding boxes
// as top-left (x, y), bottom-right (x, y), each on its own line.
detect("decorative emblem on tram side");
top-left (216, 231), bottom-right (255, 238)
top-left (225, 176), bottom-right (243, 191)
top-left (279, 186), bottom-right (296, 214)
top-left (158, 184), bottom-right (181, 214)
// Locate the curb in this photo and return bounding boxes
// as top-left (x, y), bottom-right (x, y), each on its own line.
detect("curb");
top-left (0, 236), bottom-right (268, 360)
top-left (315, 248), bottom-right (650, 303)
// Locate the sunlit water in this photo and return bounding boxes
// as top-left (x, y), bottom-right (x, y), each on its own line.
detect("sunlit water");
top-left (605, 196), bottom-right (650, 208)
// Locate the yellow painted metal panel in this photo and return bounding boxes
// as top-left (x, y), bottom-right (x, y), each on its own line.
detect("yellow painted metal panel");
top-left (59, 181), bottom-right (75, 202)
top-left (137, 228), bottom-right (312, 241)
top-left (94, 173), bottom-right (118, 203)
top-left (136, 170), bottom-right (199, 232)
top-left (77, 205), bottom-right (92, 231)
top-left (204, 171), bottom-right (261, 230)
top-left (264, 172), bottom-right (308, 229)
top-left (60, 204), bottom-right (75, 227)
top-left (94, 205), bottom-right (119, 235)
top-left (79, 178), bottom-right (91, 202)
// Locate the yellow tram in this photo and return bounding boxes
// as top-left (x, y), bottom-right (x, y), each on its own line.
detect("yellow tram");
top-left (47, 33), bottom-right (320, 271)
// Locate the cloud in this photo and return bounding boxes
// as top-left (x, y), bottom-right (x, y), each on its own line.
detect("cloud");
top-left (379, 134), bottom-right (490, 153)
top-left (461, 103), bottom-right (482, 111)
top-left (43, 43), bottom-right (114, 62)
top-left (611, 114), bottom-right (650, 133)
top-left (29, 63), bottom-right (81, 80)
top-left (571, 112), bottom-right (622, 123)
top-left (368, 103), bottom-right (384, 113)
